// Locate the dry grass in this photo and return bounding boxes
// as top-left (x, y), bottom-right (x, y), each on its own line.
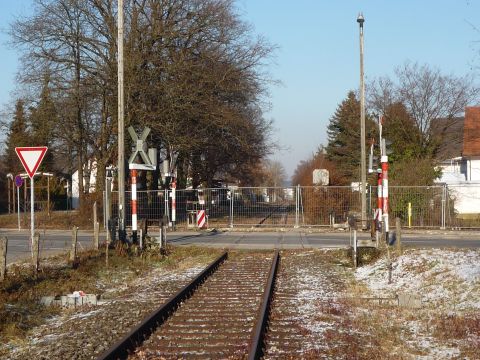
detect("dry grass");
top-left (347, 247), bottom-right (480, 358)
top-left (0, 245), bottom-right (222, 345)
top-left (434, 313), bottom-right (480, 338)
top-left (0, 210), bottom-right (92, 230)
top-left (433, 312), bottom-right (480, 357)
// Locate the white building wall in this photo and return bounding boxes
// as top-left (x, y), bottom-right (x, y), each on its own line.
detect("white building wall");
top-left (437, 158), bottom-right (480, 214)
top-left (71, 161), bottom-right (98, 209)
top-left (448, 183), bottom-right (480, 214)
top-left (467, 158), bottom-right (480, 181)
top-left (437, 157), bottom-right (466, 183)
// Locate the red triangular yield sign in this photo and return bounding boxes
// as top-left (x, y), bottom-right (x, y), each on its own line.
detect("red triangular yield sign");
top-left (15, 147), bottom-right (48, 178)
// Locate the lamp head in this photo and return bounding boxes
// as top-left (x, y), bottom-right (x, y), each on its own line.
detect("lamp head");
top-left (357, 13), bottom-right (365, 26)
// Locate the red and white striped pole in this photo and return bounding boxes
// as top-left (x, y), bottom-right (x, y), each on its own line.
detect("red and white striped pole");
top-left (377, 114), bottom-right (390, 242)
top-left (171, 179), bottom-right (176, 230)
top-left (381, 155), bottom-right (389, 242)
top-left (376, 169), bottom-right (383, 231)
top-left (131, 169), bottom-right (137, 242)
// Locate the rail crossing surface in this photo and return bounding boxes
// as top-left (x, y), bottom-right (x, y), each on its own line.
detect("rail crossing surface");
top-left (1, 228), bottom-right (480, 265)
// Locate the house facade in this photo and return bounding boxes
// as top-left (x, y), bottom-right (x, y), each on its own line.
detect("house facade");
top-left (71, 160), bottom-right (98, 209)
top-left (436, 107), bottom-right (480, 215)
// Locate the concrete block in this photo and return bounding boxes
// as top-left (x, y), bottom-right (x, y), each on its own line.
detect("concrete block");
top-left (397, 293), bottom-right (422, 309)
top-left (40, 296), bottom-right (55, 306)
top-left (45, 294), bottom-right (98, 308)
top-left (66, 295), bottom-right (78, 307)
top-left (85, 294), bottom-right (97, 305)
top-left (43, 293), bottom-right (98, 308)
top-left (367, 297), bottom-right (398, 306)
top-left (357, 239), bottom-right (377, 248)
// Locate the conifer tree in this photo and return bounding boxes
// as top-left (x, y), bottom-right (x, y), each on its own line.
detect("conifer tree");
top-left (382, 102), bottom-right (439, 185)
top-left (325, 91), bottom-right (376, 184)
top-left (29, 75), bottom-right (57, 170)
top-left (5, 99), bottom-right (30, 174)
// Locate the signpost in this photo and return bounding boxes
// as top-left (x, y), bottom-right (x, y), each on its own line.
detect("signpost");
top-left (127, 127), bottom-right (156, 243)
top-left (14, 175), bottom-right (23, 231)
top-left (15, 147), bottom-right (48, 268)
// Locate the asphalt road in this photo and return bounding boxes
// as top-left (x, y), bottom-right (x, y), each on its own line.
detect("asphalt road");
top-left (0, 229), bottom-right (106, 264)
top-left (167, 230), bottom-right (480, 249)
top-left (1, 228), bottom-right (479, 264)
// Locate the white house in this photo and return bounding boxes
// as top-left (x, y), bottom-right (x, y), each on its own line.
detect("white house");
top-left (435, 107), bottom-right (480, 215)
top-left (71, 160), bottom-right (98, 209)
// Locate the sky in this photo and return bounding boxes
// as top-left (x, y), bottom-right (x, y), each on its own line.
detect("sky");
top-left (1, 0), bottom-right (480, 179)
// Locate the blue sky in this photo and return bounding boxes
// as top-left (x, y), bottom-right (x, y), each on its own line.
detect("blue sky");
top-left (1, 1), bottom-right (480, 178)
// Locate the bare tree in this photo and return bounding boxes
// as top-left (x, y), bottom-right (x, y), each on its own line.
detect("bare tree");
top-left (8, 0), bottom-right (276, 201)
top-left (10, 0), bottom-right (97, 204)
top-left (368, 62), bottom-right (479, 150)
top-left (124, 0), bottom-right (275, 186)
top-left (260, 160), bottom-right (286, 187)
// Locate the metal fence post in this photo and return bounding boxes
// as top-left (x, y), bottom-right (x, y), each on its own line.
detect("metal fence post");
top-left (103, 190), bottom-right (106, 230)
top-left (295, 185), bottom-right (299, 228)
top-left (441, 184), bottom-right (446, 230)
top-left (229, 190), bottom-right (234, 228)
top-left (368, 185), bottom-right (372, 218)
top-left (164, 189), bottom-right (169, 224)
top-left (106, 179), bottom-right (112, 231)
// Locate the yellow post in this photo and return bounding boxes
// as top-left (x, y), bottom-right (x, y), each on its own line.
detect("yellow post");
top-left (408, 202), bottom-right (412, 228)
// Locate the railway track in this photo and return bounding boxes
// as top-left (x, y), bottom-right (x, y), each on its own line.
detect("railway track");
top-left (98, 250), bottom-right (280, 360)
top-left (257, 203), bottom-right (294, 227)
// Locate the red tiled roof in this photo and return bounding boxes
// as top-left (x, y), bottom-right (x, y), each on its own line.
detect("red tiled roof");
top-left (463, 107), bottom-right (480, 156)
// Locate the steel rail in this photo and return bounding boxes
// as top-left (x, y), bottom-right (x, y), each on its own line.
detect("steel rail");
top-left (257, 203), bottom-right (291, 226)
top-left (248, 250), bottom-right (280, 360)
top-left (97, 251), bottom-right (228, 360)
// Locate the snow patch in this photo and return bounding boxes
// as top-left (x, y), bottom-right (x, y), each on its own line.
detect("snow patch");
top-left (355, 249), bottom-right (480, 310)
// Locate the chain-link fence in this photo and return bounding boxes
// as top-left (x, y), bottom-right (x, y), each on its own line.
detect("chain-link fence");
top-left (105, 184), bottom-right (480, 229)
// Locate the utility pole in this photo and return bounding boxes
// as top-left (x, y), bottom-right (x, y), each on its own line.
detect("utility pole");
top-left (117, 0), bottom-right (126, 241)
top-left (357, 13), bottom-right (367, 229)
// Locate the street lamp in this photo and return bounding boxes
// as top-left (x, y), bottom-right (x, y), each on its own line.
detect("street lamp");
top-left (357, 12), bottom-right (367, 229)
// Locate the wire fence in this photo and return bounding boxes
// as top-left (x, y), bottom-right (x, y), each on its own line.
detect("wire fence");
top-left (105, 184), bottom-right (480, 230)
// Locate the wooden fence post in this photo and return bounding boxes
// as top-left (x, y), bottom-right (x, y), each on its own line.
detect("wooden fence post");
top-left (94, 222), bottom-right (100, 250)
top-left (70, 226), bottom-right (78, 263)
top-left (93, 201), bottom-right (100, 250)
top-left (396, 217), bottom-right (402, 255)
top-left (0, 237), bottom-right (7, 281)
top-left (33, 232), bottom-right (40, 272)
top-left (105, 236), bottom-right (109, 268)
top-left (93, 201), bottom-right (97, 229)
